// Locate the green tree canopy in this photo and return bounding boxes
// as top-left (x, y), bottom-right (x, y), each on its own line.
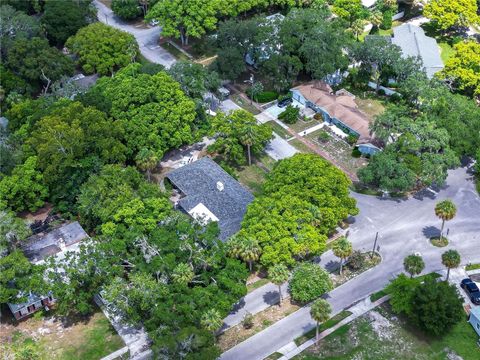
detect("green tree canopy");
top-left (424, 0), bottom-right (480, 31)
top-left (168, 60), bottom-right (220, 99)
top-left (26, 101), bottom-right (126, 212)
top-left (90, 64), bottom-right (196, 161)
top-left (41, 0), bottom-right (94, 46)
top-left (310, 298), bottom-right (331, 341)
top-left (434, 199), bottom-right (456, 238)
top-left (241, 154), bottom-right (358, 267)
top-left (440, 41), bottom-right (480, 98)
top-left (66, 22), bottom-right (138, 75)
top-left (6, 37), bottom-right (74, 93)
top-left (77, 164), bottom-right (171, 234)
top-left (268, 263), bottom-right (290, 305)
top-left (333, 0), bottom-right (369, 26)
top-left (0, 211), bottom-right (31, 253)
top-left (210, 110), bottom-right (272, 166)
top-left (0, 156), bottom-right (48, 213)
top-left (112, 0), bottom-right (142, 20)
top-left (332, 236), bottom-right (353, 275)
top-left (290, 262), bottom-right (333, 303)
top-left (0, 5), bottom-right (40, 57)
top-left (441, 249), bottom-right (461, 281)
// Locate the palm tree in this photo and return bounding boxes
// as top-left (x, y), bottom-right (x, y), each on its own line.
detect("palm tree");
top-left (351, 19), bottom-right (366, 41)
top-left (239, 237), bottom-right (261, 272)
top-left (226, 235), bottom-right (242, 258)
top-left (135, 148), bottom-right (158, 182)
top-left (370, 11), bottom-right (383, 30)
top-left (442, 249), bottom-right (461, 281)
top-left (201, 309), bottom-right (223, 336)
top-left (332, 237), bottom-right (353, 275)
top-left (403, 254), bottom-right (425, 278)
top-left (240, 124), bottom-right (257, 166)
top-left (310, 298), bottom-right (331, 342)
top-left (172, 263), bottom-right (194, 285)
top-left (434, 199), bottom-right (456, 239)
top-left (269, 264), bottom-right (290, 306)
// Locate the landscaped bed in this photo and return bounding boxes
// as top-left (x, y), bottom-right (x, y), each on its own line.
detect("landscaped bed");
top-left (0, 309), bottom-right (125, 360)
top-left (294, 302), bottom-right (480, 360)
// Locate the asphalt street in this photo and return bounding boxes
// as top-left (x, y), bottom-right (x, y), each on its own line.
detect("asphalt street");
top-left (94, 0), bottom-right (176, 68)
top-left (221, 167), bottom-right (480, 360)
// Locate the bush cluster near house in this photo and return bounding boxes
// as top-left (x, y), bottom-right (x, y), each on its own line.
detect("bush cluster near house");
top-left (239, 154), bottom-right (358, 267)
top-left (278, 105), bottom-right (300, 124)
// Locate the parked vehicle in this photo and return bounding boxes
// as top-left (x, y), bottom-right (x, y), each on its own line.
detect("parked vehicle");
top-left (460, 278), bottom-right (480, 304)
top-left (277, 98), bottom-right (292, 108)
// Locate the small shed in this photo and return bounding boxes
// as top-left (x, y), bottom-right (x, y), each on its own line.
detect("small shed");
top-left (8, 292), bottom-right (55, 321)
top-left (469, 306), bottom-right (480, 337)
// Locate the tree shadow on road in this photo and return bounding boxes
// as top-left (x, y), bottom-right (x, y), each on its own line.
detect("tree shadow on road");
top-left (422, 225), bottom-right (440, 239)
top-left (263, 291), bottom-right (281, 306)
top-left (229, 298), bottom-right (246, 314)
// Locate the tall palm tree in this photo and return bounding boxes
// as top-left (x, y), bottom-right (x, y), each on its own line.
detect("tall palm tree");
top-left (172, 263), bottom-right (194, 285)
top-left (240, 123), bottom-right (257, 166)
top-left (403, 254), bottom-right (425, 278)
top-left (135, 148), bottom-right (158, 182)
top-left (351, 19), bottom-right (366, 41)
top-left (239, 237), bottom-right (261, 272)
top-left (269, 264), bottom-right (290, 306)
top-left (332, 237), bottom-right (353, 275)
top-left (201, 309), bottom-right (223, 336)
top-left (442, 249), bottom-right (461, 281)
top-left (434, 200), bottom-right (457, 239)
top-left (310, 298), bottom-right (331, 342)
top-left (226, 235), bottom-right (242, 258)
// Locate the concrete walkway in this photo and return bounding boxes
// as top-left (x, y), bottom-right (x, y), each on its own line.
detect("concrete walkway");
top-left (277, 295), bottom-right (390, 359)
top-left (299, 123), bottom-right (325, 137)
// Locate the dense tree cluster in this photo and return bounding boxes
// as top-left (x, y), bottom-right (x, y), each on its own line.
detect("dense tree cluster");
top-left (387, 274), bottom-right (464, 336)
top-left (213, 7), bottom-right (350, 91)
top-left (240, 154), bottom-right (358, 267)
top-left (359, 73), bottom-right (480, 192)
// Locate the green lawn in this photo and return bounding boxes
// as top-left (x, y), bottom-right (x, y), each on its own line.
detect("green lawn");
top-left (295, 303), bottom-right (480, 360)
top-left (438, 42), bottom-right (455, 64)
top-left (265, 121), bottom-right (291, 140)
top-left (289, 139), bottom-right (317, 154)
top-left (235, 163), bottom-right (268, 196)
top-left (160, 42), bottom-right (190, 61)
top-left (294, 311), bottom-right (353, 346)
top-left (231, 94), bottom-right (261, 115)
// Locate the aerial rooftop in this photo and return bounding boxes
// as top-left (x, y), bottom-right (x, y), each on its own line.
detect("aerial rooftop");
top-left (166, 157), bottom-right (254, 241)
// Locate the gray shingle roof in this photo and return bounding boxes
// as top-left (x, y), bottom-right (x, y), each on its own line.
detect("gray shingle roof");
top-left (22, 221), bottom-right (88, 263)
top-left (166, 157), bottom-right (254, 241)
top-left (391, 24), bottom-right (444, 79)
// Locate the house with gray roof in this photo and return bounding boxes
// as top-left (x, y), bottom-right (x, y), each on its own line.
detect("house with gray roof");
top-left (7, 222), bottom-right (88, 320)
top-left (390, 24), bottom-right (444, 79)
top-left (22, 221), bottom-right (89, 264)
top-left (166, 157), bottom-right (254, 241)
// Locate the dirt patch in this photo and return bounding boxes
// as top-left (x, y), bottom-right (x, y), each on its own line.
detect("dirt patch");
top-left (217, 298), bottom-right (300, 352)
top-left (367, 310), bottom-right (395, 341)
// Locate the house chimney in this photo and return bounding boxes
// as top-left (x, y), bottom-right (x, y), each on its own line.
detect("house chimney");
top-left (216, 181), bottom-right (224, 191)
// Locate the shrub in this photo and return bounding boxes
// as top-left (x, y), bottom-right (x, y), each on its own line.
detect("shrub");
top-left (351, 147), bottom-right (362, 158)
top-left (346, 134), bottom-right (359, 145)
top-left (380, 10), bottom-right (393, 30)
top-left (389, 93), bottom-right (402, 103)
top-left (313, 113), bottom-right (323, 121)
top-left (377, 88), bottom-right (386, 96)
top-left (318, 130), bottom-right (331, 143)
top-left (242, 312), bottom-right (254, 329)
top-left (278, 105), bottom-right (300, 124)
top-left (289, 263), bottom-right (333, 303)
top-left (277, 93), bottom-right (292, 102)
top-left (347, 250), bottom-right (365, 271)
top-left (248, 90), bottom-right (278, 103)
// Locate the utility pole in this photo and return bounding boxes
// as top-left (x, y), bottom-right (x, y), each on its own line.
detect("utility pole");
top-left (371, 232), bottom-right (378, 258)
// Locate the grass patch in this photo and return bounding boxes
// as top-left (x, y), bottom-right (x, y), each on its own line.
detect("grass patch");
top-left (289, 139), bottom-right (316, 154)
top-left (289, 119), bottom-right (320, 134)
top-left (370, 289), bottom-right (388, 302)
top-left (265, 352), bottom-right (284, 360)
top-left (266, 120), bottom-right (291, 140)
top-left (247, 278), bottom-right (270, 293)
top-left (235, 163), bottom-right (268, 196)
top-left (430, 236), bottom-right (449, 247)
top-left (438, 41), bottom-right (455, 64)
top-left (257, 153), bottom-right (277, 171)
top-left (231, 94), bottom-right (261, 115)
top-left (466, 263), bottom-right (480, 271)
top-left (295, 311), bottom-right (353, 346)
top-left (355, 97), bottom-right (386, 119)
top-left (160, 42), bottom-right (190, 61)
top-left (296, 302), bottom-right (480, 360)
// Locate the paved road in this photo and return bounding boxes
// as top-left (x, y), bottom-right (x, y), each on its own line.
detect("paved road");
top-left (93, 0), bottom-right (176, 68)
top-left (221, 167), bottom-right (480, 360)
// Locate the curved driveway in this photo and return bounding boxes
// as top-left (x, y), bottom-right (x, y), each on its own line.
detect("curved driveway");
top-left (93, 0), bottom-right (176, 68)
top-left (221, 167), bottom-right (480, 360)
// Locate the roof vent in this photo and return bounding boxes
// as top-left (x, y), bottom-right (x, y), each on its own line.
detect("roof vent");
top-left (216, 181), bottom-right (224, 191)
